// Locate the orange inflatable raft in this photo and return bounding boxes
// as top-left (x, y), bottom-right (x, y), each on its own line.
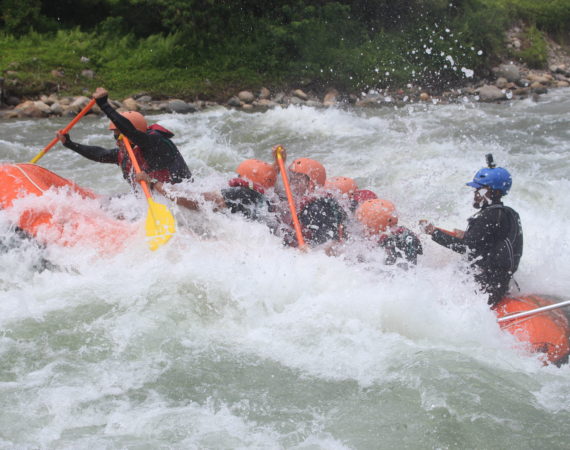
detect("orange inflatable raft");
top-left (0, 163), bottom-right (137, 253)
top-left (494, 295), bottom-right (570, 366)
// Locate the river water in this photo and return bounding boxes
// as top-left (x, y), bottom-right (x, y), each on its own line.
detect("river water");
top-left (1, 89), bottom-right (569, 449)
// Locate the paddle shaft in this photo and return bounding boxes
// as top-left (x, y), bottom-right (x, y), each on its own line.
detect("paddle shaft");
top-left (275, 146), bottom-right (306, 249)
top-left (497, 299), bottom-right (570, 323)
top-left (30, 99), bottom-right (96, 164)
top-left (122, 137), bottom-right (152, 198)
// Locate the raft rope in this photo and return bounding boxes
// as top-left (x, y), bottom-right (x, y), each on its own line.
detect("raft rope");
top-left (11, 164), bottom-right (46, 194)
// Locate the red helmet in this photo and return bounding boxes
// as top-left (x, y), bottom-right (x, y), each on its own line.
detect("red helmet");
top-left (356, 198), bottom-right (398, 234)
top-left (325, 176), bottom-right (358, 195)
top-left (236, 159), bottom-right (277, 189)
top-left (288, 158), bottom-right (326, 187)
top-left (109, 111), bottom-right (148, 133)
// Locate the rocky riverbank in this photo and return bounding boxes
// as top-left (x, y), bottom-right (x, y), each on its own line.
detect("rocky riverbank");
top-left (1, 57), bottom-right (569, 120)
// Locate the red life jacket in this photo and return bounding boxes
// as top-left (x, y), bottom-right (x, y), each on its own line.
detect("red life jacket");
top-left (227, 177), bottom-right (266, 194)
top-left (116, 125), bottom-right (175, 185)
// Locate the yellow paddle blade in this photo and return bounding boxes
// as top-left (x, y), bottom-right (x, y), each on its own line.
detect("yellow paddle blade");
top-left (145, 197), bottom-right (176, 251)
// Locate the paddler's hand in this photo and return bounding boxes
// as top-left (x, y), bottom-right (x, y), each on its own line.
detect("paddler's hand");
top-left (202, 191), bottom-right (226, 210)
top-left (453, 229), bottom-right (465, 239)
top-left (56, 131), bottom-right (70, 145)
top-left (92, 87), bottom-right (108, 100)
top-left (135, 172), bottom-right (153, 186)
top-left (419, 219), bottom-right (435, 235)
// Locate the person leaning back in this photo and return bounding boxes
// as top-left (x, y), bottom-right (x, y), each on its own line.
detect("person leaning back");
top-left (57, 87), bottom-right (192, 188)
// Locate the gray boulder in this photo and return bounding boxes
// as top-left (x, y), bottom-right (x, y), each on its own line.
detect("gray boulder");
top-left (227, 96), bottom-right (242, 107)
top-left (238, 91), bottom-right (255, 104)
top-left (167, 99), bottom-right (197, 114)
top-left (495, 64), bottom-right (520, 83)
top-left (477, 85), bottom-right (507, 102)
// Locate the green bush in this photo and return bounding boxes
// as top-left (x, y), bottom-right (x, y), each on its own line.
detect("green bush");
top-left (519, 25), bottom-right (548, 68)
top-left (0, 0), bottom-right (565, 99)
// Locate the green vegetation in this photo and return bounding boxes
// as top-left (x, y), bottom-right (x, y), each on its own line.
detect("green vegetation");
top-left (0, 0), bottom-right (567, 100)
top-left (518, 25), bottom-right (548, 68)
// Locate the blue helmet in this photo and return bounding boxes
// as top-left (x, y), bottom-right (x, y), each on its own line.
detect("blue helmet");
top-left (466, 167), bottom-right (512, 195)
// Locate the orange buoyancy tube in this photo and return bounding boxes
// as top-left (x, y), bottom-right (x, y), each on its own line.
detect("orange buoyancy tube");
top-left (0, 163), bottom-right (96, 207)
top-left (0, 163), bottom-right (135, 253)
top-left (494, 295), bottom-right (570, 365)
top-left (0, 163), bottom-right (97, 238)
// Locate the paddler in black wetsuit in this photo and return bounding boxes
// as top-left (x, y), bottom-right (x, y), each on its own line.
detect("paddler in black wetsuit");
top-left (275, 152), bottom-right (347, 248)
top-left (356, 198), bottom-right (423, 268)
top-left (57, 87), bottom-right (192, 188)
top-left (420, 155), bottom-right (523, 306)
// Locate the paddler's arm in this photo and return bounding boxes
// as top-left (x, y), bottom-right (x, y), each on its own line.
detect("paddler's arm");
top-left (57, 131), bottom-right (118, 163)
top-left (135, 172), bottom-right (222, 211)
top-left (419, 220), bottom-right (468, 254)
top-left (92, 87), bottom-right (154, 149)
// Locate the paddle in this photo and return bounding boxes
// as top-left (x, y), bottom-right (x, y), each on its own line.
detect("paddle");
top-left (30, 98), bottom-right (96, 164)
top-left (274, 145), bottom-right (307, 250)
top-left (122, 136), bottom-right (176, 251)
top-left (497, 299), bottom-right (570, 324)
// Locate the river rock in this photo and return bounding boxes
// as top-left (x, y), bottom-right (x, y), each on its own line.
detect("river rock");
top-left (527, 73), bottom-right (551, 84)
top-left (272, 92), bottom-right (286, 104)
top-left (139, 102), bottom-right (163, 114)
top-left (122, 97), bottom-right (139, 111)
top-left (556, 80), bottom-right (570, 87)
top-left (495, 64), bottom-right (520, 83)
top-left (81, 69), bottom-right (95, 79)
top-left (256, 99), bottom-right (278, 109)
top-left (136, 95), bottom-right (152, 103)
top-left (495, 77), bottom-right (508, 89)
top-left (258, 87), bottom-right (271, 100)
top-left (167, 99), bottom-right (197, 113)
top-left (51, 70), bottom-right (64, 78)
top-left (238, 91), bottom-right (255, 104)
top-left (1, 110), bottom-right (21, 119)
top-left (15, 100), bottom-right (34, 110)
top-left (513, 87), bottom-right (530, 96)
top-left (68, 96), bottom-right (91, 112)
top-left (17, 102), bottom-right (47, 118)
top-left (477, 85), bottom-right (506, 102)
top-left (34, 101), bottom-right (51, 115)
top-left (289, 96), bottom-right (305, 105)
top-left (292, 89), bottom-right (308, 101)
top-left (5, 96), bottom-right (20, 106)
top-left (242, 104), bottom-right (254, 111)
top-left (227, 96), bottom-right (241, 107)
top-left (532, 85), bottom-right (548, 95)
top-left (419, 92), bottom-right (430, 101)
top-left (323, 89), bottom-right (339, 107)
top-left (50, 102), bottom-right (64, 115)
top-left (355, 95), bottom-right (380, 107)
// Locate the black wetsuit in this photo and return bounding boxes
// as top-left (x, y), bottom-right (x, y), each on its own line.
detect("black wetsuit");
top-left (432, 203), bottom-right (523, 305)
top-left (221, 185), bottom-right (274, 221)
top-left (284, 195), bottom-right (347, 247)
top-left (379, 226), bottom-right (423, 268)
top-left (62, 96), bottom-right (191, 186)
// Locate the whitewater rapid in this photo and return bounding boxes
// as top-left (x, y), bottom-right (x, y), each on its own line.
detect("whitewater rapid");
top-left (1, 89), bottom-right (569, 448)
